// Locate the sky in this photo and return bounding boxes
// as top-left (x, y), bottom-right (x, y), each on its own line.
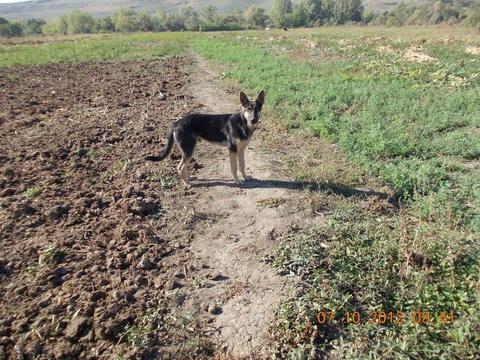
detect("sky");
top-left (0, 0), bottom-right (29, 3)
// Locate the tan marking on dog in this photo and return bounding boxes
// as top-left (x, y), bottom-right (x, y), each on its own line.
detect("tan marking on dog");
top-left (235, 139), bottom-right (251, 181)
top-left (177, 156), bottom-right (192, 187)
top-left (229, 151), bottom-right (240, 184)
top-left (243, 109), bottom-right (254, 122)
top-left (235, 138), bottom-right (251, 150)
top-left (238, 148), bottom-right (251, 180)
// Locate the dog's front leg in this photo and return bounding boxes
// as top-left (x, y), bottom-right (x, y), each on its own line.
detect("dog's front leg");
top-left (238, 148), bottom-right (252, 181)
top-left (229, 151), bottom-right (241, 185)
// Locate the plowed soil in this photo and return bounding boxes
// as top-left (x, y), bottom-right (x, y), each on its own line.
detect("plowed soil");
top-left (0, 57), bottom-right (217, 359)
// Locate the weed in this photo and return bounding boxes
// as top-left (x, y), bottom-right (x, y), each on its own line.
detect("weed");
top-left (148, 166), bottom-right (177, 189)
top-left (39, 245), bottom-right (65, 266)
top-left (257, 197), bottom-right (286, 208)
top-left (102, 159), bottom-right (129, 180)
top-left (25, 264), bottom-right (38, 275)
top-left (192, 276), bottom-right (203, 288)
top-left (171, 289), bottom-right (186, 307)
top-left (22, 186), bottom-right (42, 198)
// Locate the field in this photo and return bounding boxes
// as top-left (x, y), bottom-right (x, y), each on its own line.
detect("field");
top-left (0, 26), bottom-right (479, 359)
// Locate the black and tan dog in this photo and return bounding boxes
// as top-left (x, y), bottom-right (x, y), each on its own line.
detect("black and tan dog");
top-left (145, 90), bottom-right (266, 187)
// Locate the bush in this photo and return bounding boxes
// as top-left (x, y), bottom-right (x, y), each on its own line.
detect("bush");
top-left (92, 17), bottom-right (114, 33)
top-left (113, 9), bottom-right (138, 33)
top-left (21, 18), bottom-right (46, 35)
top-left (0, 21), bottom-right (23, 37)
top-left (65, 10), bottom-right (94, 34)
top-left (464, 3), bottom-right (480, 26)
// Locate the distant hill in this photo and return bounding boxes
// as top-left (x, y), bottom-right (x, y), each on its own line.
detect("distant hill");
top-left (364, 0), bottom-right (428, 13)
top-left (0, 0), bottom-right (427, 21)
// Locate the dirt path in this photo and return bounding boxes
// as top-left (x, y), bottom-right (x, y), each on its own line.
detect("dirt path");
top-left (181, 55), bottom-right (315, 358)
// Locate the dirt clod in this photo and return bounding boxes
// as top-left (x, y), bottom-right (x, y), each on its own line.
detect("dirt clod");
top-left (65, 316), bottom-right (89, 340)
top-left (138, 255), bottom-right (154, 270)
top-left (126, 198), bottom-right (159, 217)
top-left (208, 304), bottom-right (223, 315)
top-left (47, 205), bottom-right (70, 220)
top-left (12, 202), bottom-right (36, 219)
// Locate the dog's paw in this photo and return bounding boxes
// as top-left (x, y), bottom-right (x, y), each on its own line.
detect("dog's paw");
top-left (233, 179), bottom-right (243, 185)
top-left (243, 175), bottom-right (253, 181)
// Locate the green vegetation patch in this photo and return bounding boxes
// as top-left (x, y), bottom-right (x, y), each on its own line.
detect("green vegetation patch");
top-left (22, 185), bottom-right (42, 198)
top-left (271, 202), bottom-right (479, 359)
top-left (192, 30), bottom-right (480, 231)
top-left (0, 33), bottom-right (189, 67)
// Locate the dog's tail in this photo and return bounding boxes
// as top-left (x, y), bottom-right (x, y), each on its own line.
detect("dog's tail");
top-left (145, 128), bottom-right (174, 162)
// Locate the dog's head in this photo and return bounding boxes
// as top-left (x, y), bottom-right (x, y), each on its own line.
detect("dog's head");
top-left (240, 90), bottom-right (266, 129)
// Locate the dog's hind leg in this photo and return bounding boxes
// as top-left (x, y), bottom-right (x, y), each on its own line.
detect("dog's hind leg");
top-left (174, 131), bottom-right (196, 188)
top-left (177, 156), bottom-right (192, 187)
top-left (229, 151), bottom-right (241, 185)
top-left (177, 157), bottom-right (184, 174)
top-left (238, 148), bottom-right (252, 181)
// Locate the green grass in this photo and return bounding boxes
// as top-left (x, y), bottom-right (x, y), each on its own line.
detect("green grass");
top-left (0, 33), bottom-right (190, 67)
top-left (191, 27), bottom-right (480, 231)
top-left (271, 203), bottom-right (479, 359)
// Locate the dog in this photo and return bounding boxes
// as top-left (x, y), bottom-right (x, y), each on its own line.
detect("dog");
top-left (145, 90), bottom-right (266, 187)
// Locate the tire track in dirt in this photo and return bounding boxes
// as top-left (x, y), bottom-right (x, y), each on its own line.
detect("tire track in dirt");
top-left (183, 54), bottom-right (315, 358)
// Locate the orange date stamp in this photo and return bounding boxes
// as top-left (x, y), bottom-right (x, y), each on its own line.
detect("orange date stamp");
top-left (317, 310), bottom-right (456, 325)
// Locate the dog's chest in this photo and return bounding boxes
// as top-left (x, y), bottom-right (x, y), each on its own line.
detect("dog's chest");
top-left (235, 137), bottom-right (251, 150)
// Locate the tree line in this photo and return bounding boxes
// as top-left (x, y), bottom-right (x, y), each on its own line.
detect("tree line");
top-left (372, 0), bottom-right (480, 27)
top-left (0, 0), bottom-right (479, 37)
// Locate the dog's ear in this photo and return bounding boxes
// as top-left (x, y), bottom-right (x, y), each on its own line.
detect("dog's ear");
top-left (256, 90), bottom-right (266, 109)
top-left (240, 91), bottom-right (249, 107)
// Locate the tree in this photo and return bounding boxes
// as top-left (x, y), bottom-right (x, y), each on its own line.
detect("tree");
top-left (41, 16), bottom-right (67, 34)
top-left (270, 0), bottom-right (293, 27)
top-left (41, 21), bottom-right (57, 34)
top-left (231, 7), bottom-right (244, 24)
top-left (363, 10), bottom-right (376, 24)
top-left (0, 21), bottom-right (23, 37)
top-left (57, 16), bottom-right (68, 33)
top-left (201, 5), bottom-right (218, 23)
top-left (21, 18), bottom-right (46, 34)
top-left (137, 11), bottom-right (153, 31)
top-left (92, 16), bottom-right (114, 33)
top-left (113, 9), bottom-right (138, 32)
top-left (65, 10), bottom-right (94, 34)
top-left (0, 17), bottom-right (9, 25)
top-left (153, 10), bottom-right (167, 31)
top-left (464, 1), bottom-right (480, 26)
top-left (300, 0), bottom-right (325, 26)
top-left (324, 0), bottom-right (363, 24)
top-left (180, 6), bottom-right (200, 31)
top-left (244, 6), bottom-right (268, 27)
top-left (289, 4), bottom-right (308, 27)
top-left (164, 12), bottom-right (185, 31)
